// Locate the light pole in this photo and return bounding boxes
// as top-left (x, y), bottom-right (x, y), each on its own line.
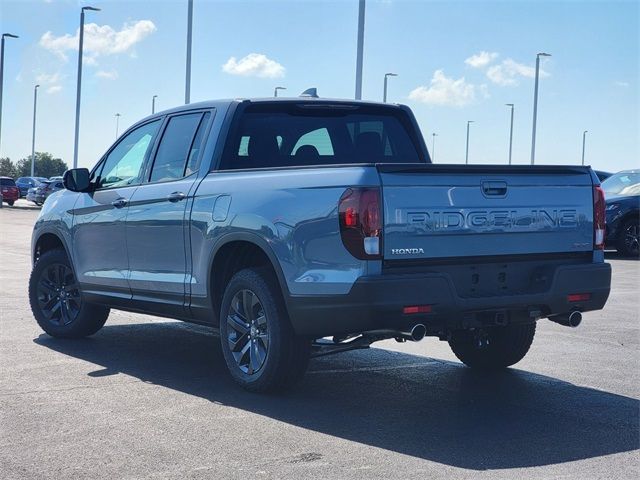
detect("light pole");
top-left (115, 113), bottom-right (121, 139)
top-left (581, 130), bottom-right (588, 165)
top-left (274, 86), bottom-right (286, 97)
top-left (152, 95), bottom-right (158, 114)
top-left (530, 52), bottom-right (551, 165)
top-left (465, 121), bottom-right (474, 164)
top-left (354, 0), bottom-right (365, 100)
top-left (185, 0), bottom-right (193, 104)
top-left (73, 6), bottom-right (100, 170)
top-left (383, 72), bottom-right (397, 103)
top-left (0, 33), bottom-right (19, 155)
top-left (506, 103), bottom-right (514, 164)
top-left (30, 85), bottom-right (40, 176)
top-left (431, 133), bottom-right (437, 162)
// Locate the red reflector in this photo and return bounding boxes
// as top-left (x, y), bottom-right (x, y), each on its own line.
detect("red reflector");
top-left (344, 207), bottom-right (358, 227)
top-left (403, 305), bottom-right (432, 314)
top-left (568, 293), bottom-right (591, 302)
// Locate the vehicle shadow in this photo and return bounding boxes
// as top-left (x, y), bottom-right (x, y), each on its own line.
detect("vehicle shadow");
top-left (34, 321), bottom-right (639, 471)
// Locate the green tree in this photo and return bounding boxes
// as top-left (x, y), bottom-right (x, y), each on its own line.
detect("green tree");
top-left (0, 157), bottom-right (17, 177)
top-left (16, 152), bottom-right (68, 178)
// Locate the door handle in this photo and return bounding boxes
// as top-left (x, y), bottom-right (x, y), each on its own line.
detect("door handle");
top-left (482, 181), bottom-right (508, 197)
top-left (111, 197), bottom-right (128, 208)
top-left (167, 191), bottom-right (186, 202)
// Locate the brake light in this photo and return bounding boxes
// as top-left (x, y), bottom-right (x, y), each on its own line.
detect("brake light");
top-left (593, 185), bottom-right (605, 250)
top-left (338, 187), bottom-right (382, 259)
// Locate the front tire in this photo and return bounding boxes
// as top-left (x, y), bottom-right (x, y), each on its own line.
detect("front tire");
top-left (29, 248), bottom-right (110, 338)
top-left (618, 217), bottom-right (639, 257)
top-left (448, 323), bottom-right (536, 370)
top-left (7, 200), bottom-right (14, 206)
top-left (219, 267), bottom-right (311, 392)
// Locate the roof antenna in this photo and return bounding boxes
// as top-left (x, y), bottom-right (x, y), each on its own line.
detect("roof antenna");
top-left (300, 88), bottom-right (319, 98)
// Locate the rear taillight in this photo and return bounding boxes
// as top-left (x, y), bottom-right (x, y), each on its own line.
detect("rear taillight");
top-left (593, 185), bottom-right (605, 250)
top-left (338, 187), bottom-right (382, 259)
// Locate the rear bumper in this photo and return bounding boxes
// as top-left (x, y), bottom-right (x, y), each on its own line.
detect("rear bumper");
top-left (287, 262), bottom-right (611, 337)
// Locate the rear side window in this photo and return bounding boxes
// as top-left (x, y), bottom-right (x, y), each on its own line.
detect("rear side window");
top-left (149, 112), bottom-right (206, 183)
top-left (219, 103), bottom-right (423, 170)
top-left (185, 112), bottom-right (211, 176)
top-left (0, 178), bottom-right (16, 186)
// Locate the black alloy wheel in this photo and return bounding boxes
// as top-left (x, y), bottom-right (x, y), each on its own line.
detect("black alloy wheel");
top-left (36, 263), bottom-right (82, 326)
top-left (226, 289), bottom-right (269, 375)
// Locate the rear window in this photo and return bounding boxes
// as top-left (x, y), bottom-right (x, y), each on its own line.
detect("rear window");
top-left (219, 103), bottom-right (424, 170)
top-left (0, 178), bottom-right (16, 186)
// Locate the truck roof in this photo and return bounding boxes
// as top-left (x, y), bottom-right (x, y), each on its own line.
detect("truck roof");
top-left (140, 97), bottom-right (407, 124)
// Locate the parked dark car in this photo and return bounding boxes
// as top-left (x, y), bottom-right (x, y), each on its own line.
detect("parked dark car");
top-left (602, 169), bottom-right (639, 257)
top-left (1, 177), bottom-right (20, 206)
top-left (594, 170), bottom-right (613, 182)
top-left (15, 177), bottom-right (47, 197)
top-left (34, 179), bottom-right (65, 205)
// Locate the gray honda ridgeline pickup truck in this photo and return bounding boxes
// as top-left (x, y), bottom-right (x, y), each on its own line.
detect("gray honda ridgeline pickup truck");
top-left (29, 98), bottom-right (611, 392)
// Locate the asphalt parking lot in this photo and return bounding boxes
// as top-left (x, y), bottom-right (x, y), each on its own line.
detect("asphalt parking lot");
top-left (1, 199), bottom-right (638, 479)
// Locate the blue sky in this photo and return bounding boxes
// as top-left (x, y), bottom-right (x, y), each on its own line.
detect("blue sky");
top-left (1, 0), bottom-right (638, 171)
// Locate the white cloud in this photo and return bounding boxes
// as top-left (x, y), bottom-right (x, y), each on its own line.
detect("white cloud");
top-left (222, 53), bottom-right (285, 78)
top-left (39, 20), bottom-right (156, 65)
top-left (36, 72), bottom-right (63, 85)
top-left (486, 58), bottom-right (548, 86)
top-left (465, 51), bottom-right (499, 68)
top-left (409, 70), bottom-right (476, 107)
top-left (614, 80), bottom-right (630, 87)
top-left (36, 72), bottom-right (65, 93)
top-left (95, 70), bottom-right (118, 80)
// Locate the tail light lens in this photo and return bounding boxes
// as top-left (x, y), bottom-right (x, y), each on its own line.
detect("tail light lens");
top-left (338, 187), bottom-right (382, 259)
top-left (593, 185), bottom-right (605, 250)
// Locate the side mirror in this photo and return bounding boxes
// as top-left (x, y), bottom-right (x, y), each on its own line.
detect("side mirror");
top-left (63, 168), bottom-right (91, 192)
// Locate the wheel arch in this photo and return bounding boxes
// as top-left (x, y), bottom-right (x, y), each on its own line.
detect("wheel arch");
top-left (207, 233), bottom-right (291, 325)
top-left (33, 231), bottom-right (72, 266)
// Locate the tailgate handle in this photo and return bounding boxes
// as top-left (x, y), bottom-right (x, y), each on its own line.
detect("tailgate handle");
top-left (482, 181), bottom-right (508, 197)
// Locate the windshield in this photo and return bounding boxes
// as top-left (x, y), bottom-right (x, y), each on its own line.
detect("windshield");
top-left (601, 171), bottom-right (640, 197)
top-left (0, 178), bottom-right (16, 186)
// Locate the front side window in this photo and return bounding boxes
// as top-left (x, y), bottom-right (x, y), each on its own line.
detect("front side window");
top-left (149, 113), bottom-right (204, 183)
top-left (292, 128), bottom-right (334, 155)
top-left (97, 120), bottom-right (161, 189)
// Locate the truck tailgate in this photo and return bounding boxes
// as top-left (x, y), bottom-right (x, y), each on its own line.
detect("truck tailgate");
top-left (378, 164), bottom-right (595, 260)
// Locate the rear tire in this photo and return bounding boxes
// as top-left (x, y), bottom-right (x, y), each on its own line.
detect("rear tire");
top-left (617, 217), bottom-right (639, 257)
top-left (29, 248), bottom-right (110, 338)
top-left (7, 200), bottom-right (14, 206)
top-left (219, 267), bottom-right (311, 392)
top-left (448, 323), bottom-right (536, 370)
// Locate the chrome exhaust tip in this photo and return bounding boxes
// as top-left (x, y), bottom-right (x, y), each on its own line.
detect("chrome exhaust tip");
top-left (410, 324), bottom-right (427, 341)
top-left (549, 311), bottom-right (582, 328)
top-left (567, 311), bottom-right (582, 327)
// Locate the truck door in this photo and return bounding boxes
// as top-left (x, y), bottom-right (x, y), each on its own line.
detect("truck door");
top-left (125, 111), bottom-right (212, 314)
top-left (72, 119), bottom-right (162, 298)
